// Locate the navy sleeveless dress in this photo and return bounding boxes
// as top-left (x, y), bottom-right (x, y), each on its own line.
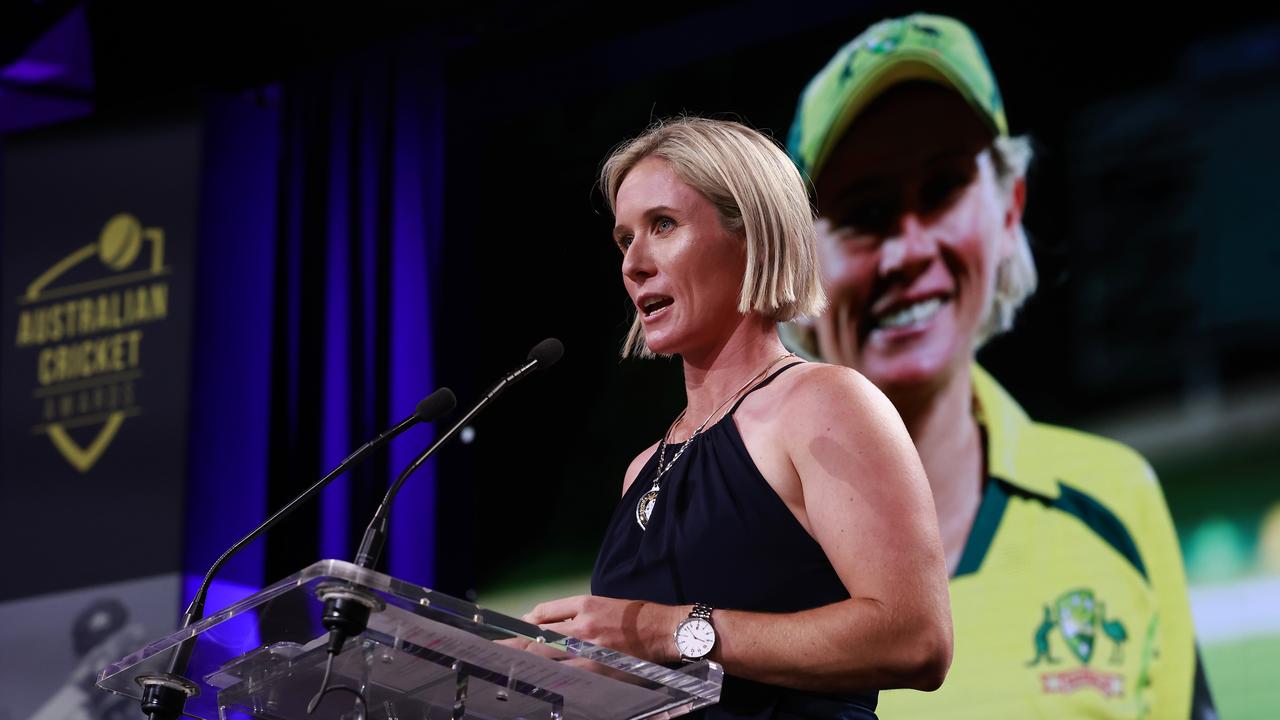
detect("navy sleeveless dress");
top-left (591, 364), bottom-right (879, 719)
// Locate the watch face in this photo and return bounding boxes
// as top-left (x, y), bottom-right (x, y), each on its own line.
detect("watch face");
top-left (675, 617), bottom-right (715, 658)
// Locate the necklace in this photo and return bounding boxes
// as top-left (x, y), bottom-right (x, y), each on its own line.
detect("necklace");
top-left (635, 352), bottom-right (796, 530)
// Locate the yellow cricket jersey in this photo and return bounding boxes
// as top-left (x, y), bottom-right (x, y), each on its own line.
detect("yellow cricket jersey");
top-left (876, 366), bottom-right (1214, 719)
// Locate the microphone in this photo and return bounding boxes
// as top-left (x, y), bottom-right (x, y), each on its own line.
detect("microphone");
top-left (308, 342), bottom-right (561, 714)
top-left (141, 388), bottom-right (456, 720)
top-left (411, 388), bottom-right (460, 427)
top-left (354, 338), bottom-right (564, 569)
top-left (182, 387), bottom-right (456, 625)
top-left (527, 337), bottom-right (565, 369)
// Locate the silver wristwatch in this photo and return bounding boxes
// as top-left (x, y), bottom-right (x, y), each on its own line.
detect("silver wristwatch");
top-left (674, 603), bottom-right (716, 662)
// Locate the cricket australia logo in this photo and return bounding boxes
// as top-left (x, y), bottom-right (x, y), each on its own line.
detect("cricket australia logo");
top-left (1027, 588), bottom-right (1128, 698)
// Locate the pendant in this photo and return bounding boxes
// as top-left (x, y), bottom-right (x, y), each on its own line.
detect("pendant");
top-left (636, 484), bottom-right (660, 530)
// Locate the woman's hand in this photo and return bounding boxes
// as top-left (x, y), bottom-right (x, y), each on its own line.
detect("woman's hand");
top-left (523, 595), bottom-right (685, 664)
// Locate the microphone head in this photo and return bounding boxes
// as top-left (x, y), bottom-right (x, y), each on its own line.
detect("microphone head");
top-left (527, 338), bottom-right (564, 369)
top-left (414, 387), bottom-right (457, 423)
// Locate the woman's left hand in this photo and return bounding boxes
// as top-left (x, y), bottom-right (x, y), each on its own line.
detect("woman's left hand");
top-left (524, 595), bottom-right (683, 663)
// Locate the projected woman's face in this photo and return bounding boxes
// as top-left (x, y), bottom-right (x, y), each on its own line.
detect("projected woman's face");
top-left (811, 84), bottom-right (1018, 397)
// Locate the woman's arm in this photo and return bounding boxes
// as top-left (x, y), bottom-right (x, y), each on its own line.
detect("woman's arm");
top-left (709, 365), bottom-right (952, 691)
